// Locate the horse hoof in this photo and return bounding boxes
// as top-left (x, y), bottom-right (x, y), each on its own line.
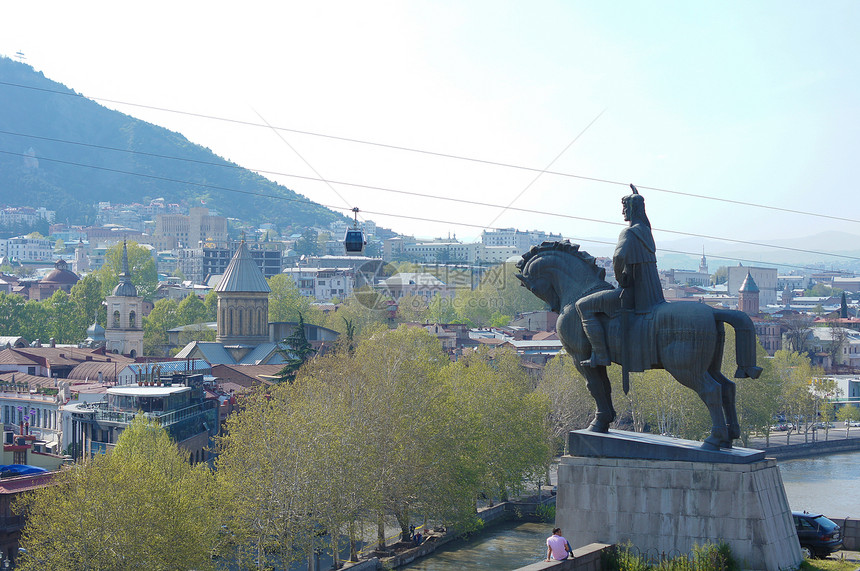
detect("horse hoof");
top-left (702, 437), bottom-right (721, 451)
top-left (728, 424), bottom-right (741, 440)
top-left (719, 440), bottom-right (733, 449)
top-left (587, 419), bottom-right (610, 433)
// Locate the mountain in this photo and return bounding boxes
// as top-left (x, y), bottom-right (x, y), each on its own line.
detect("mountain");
top-left (0, 56), bottom-right (344, 230)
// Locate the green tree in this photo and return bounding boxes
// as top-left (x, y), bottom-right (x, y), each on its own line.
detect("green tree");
top-left (0, 293), bottom-right (26, 336)
top-left (723, 327), bottom-right (780, 447)
top-left (276, 314), bottom-right (317, 382)
top-left (322, 293), bottom-right (390, 335)
top-left (143, 298), bottom-right (180, 356)
top-left (203, 289), bottom-right (218, 321)
top-left (45, 290), bottom-right (87, 343)
top-left (536, 353), bottom-right (596, 454)
top-left (17, 416), bottom-right (221, 571)
top-left (294, 228), bottom-right (319, 256)
top-left (811, 376), bottom-right (840, 441)
top-left (95, 241), bottom-right (158, 300)
top-left (440, 347), bottom-right (551, 503)
top-left (773, 350), bottom-right (817, 444)
top-left (20, 300), bottom-right (51, 344)
top-left (267, 273), bottom-right (322, 324)
top-left (70, 274), bottom-right (105, 326)
top-left (177, 293), bottom-right (208, 325)
top-left (837, 405), bottom-right (860, 438)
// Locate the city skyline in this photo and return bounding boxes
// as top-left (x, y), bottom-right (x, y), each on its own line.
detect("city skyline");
top-left (2, 2), bottom-right (860, 267)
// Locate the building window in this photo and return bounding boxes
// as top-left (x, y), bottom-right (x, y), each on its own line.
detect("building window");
top-left (129, 311), bottom-right (136, 328)
top-left (113, 310), bottom-right (121, 328)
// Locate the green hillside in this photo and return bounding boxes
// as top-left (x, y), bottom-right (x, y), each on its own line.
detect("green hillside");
top-left (0, 56), bottom-right (344, 229)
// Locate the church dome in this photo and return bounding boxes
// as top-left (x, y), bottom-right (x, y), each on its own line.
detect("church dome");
top-left (112, 280), bottom-right (138, 297)
top-left (42, 259), bottom-right (79, 285)
top-left (111, 241), bottom-right (138, 297)
top-left (86, 321), bottom-right (106, 341)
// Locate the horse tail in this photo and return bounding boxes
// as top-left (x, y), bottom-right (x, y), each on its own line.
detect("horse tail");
top-left (713, 309), bottom-right (763, 379)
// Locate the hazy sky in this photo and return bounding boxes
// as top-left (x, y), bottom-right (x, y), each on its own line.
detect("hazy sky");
top-left (1, 1), bottom-right (859, 263)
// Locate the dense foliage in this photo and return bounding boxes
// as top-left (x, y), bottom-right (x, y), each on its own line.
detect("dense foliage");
top-left (217, 326), bottom-right (552, 568)
top-left (16, 416), bottom-right (221, 571)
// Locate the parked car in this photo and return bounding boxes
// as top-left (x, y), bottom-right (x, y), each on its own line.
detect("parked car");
top-left (792, 511), bottom-right (842, 558)
top-left (770, 423), bottom-right (794, 431)
top-left (845, 420), bottom-right (860, 427)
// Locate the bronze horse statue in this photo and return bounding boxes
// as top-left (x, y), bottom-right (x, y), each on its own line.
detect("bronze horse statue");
top-left (516, 241), bottom-right (762, 450)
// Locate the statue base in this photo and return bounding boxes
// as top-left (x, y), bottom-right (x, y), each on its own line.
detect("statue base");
top-left (556, 432), bottom-right (801, 570)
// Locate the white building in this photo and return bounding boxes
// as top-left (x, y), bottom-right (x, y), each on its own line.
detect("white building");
top-left (380, 272), bottom-right (455, 301)
top-left (0, 236), bottom-right (53, 263)
top-left (727, 265), bottom-right (778, 309)
top-left (281, 267), bottom-right (354, 301)
top-left (0, 206), bottom-right (55, 226)
top-left (481, 228), bottom-right (564, 252)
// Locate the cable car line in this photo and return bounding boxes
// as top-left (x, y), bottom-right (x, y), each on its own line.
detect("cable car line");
top-left (0, 148), bottom-right (847, 273)
top-left (0, 146), bottom-right (857, 265)
top-left (1, 80), bottom-right (858, 225)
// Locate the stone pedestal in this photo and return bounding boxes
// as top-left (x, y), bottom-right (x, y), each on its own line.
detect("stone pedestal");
top-left (555, 430), bottom-right (801, 571)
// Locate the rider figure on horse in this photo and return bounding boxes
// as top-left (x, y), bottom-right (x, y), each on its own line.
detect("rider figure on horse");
top-left (576, 185), bottom-right (665, 368)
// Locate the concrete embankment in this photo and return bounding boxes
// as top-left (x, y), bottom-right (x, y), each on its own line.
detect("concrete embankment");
top-left (342, 495), bottom-right (556, 570)
top-left (758, 434), bottom-right (860, 460)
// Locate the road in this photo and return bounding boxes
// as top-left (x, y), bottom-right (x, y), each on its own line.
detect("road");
top-left (745, 426), bottom-right (860, 450)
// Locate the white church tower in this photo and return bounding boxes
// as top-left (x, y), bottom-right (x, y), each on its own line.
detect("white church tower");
top-left (104, 241), bottom-right (144, 357)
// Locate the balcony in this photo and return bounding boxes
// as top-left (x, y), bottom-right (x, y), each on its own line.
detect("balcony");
top-left (86, 401), bottom-right (216, 428)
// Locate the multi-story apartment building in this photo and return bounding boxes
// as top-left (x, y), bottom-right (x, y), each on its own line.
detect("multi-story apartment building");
top-left (179, 242), bottom-right (282, 284)
top-left (0, 236), bottom-right (53, 263)
top-left (383, 238), bottom-right (520, 264)
top-left (153, 207), bottom-right (228, 250)
top-left (281, 267), bottom-right (354, 300)
top-left (480, 228), bottom-right (564, 252)
top-left (0, 206), bottom-right (55, 227)
top-left (727, 265), bottom-right (778, 309)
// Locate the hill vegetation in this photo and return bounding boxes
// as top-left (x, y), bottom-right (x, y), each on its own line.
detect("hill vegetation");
top-left (0, 56), bottom-right (344, 229)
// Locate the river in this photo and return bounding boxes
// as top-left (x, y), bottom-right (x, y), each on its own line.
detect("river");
top-left (779, 450), bottom-right (860, 518)
top-left (400, 452), bottom-right (858, 571)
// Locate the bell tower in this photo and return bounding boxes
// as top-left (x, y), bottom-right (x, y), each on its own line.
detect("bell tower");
top-left (215, 239), bottom-right (270, 346)
top-left (104, 241), bottom-right (144, 357)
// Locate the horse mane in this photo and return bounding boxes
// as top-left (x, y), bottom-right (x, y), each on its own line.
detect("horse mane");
top-left (516, 240), bottom-right (605, 279)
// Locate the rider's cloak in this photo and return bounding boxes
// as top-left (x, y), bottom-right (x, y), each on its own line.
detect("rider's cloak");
top-left (613, 222), bottom-right (665, 314)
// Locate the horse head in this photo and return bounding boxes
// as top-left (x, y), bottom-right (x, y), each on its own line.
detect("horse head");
top-left (515, 240), bottom-right (608, 313)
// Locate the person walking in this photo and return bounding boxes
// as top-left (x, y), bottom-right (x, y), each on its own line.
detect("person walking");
top-left (546, 527), bottom-right (572, 562)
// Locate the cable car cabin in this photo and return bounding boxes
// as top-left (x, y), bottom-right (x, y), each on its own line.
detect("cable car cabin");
top-left (344, 228), bottom-right (366, 255)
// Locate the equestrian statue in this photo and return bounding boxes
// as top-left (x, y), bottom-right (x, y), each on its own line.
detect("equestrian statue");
top-left (515, 185), bottom-right (762, 450)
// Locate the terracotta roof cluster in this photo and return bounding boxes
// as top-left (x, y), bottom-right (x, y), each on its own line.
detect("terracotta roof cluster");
top-left (0, 347), bottom-right (133, 369)
top-left (0, 472), bottom-right (55, 494)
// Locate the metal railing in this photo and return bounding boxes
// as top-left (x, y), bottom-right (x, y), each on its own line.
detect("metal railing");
top-left (87, 402), bottom-right (214, 427)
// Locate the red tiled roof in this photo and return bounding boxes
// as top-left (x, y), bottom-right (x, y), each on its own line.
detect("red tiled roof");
top-left (211, 364), bottom-right (280, 387)
top-left (0, 372), bottom-right (56, 389)
top-left (0, 471), bottom-right (56, 494)
top-left (0, 347), bottom-right (133, 368)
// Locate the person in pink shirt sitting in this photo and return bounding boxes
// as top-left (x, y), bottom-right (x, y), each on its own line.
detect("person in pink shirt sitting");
top-left (546, 527), bottom-right (572, 562)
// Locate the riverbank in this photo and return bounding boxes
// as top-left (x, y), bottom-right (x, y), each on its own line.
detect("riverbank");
top-left (752, 432), bottom-right (860, 460)
top-left (343, 495), bottom-right (556, 570)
